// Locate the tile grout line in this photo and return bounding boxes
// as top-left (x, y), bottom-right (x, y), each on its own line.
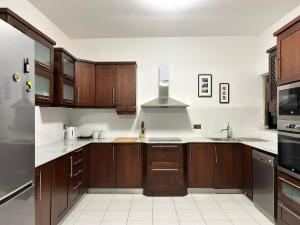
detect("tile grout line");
top-left (126, 194), bottom-right (134, 225)
top-left (191, 193), bottom-right (208, 225)
top-left (152, 196), bottom-right (154, 225)
top-left (99, 194), bottom-right (113, 225)
top-left (212, 194), bottom-right (234, 225)
top-left (172, 196), bottom-right (181, 225)
top-left (70, 194), bottom-right (93, 225)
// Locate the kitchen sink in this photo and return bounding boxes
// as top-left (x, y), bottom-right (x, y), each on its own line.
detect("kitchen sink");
top-left (208, 137), bottom-right (267, 142)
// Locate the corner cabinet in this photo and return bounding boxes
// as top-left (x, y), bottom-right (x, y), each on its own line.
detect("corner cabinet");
top-left (54, 48), bottom-right (76, 106)
top-left (75, 61), bottom-right (96, 107)
top-left (274, 16), bottom-right (300, 85)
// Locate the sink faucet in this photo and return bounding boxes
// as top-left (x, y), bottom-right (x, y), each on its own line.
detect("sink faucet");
top-left (220, 122), bottom-right (232, 139)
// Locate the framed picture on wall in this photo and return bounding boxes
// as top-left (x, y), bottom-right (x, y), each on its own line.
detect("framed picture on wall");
top-left (219, 83), bottom-right (230, 104)
top-left (198, 74), bottom-right (212, 97)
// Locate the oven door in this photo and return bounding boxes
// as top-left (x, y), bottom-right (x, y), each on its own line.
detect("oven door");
top-left (278, 82), bottom-right (300, 120)
top-left (278, 131), bottom-right (300, 179)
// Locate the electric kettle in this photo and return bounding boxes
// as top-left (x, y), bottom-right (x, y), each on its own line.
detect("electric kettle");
top-left (66, 127), bottom-right (78, 140)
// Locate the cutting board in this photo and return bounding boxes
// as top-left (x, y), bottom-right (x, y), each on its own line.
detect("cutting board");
top-left (114, 137), bottom-right (137, 143)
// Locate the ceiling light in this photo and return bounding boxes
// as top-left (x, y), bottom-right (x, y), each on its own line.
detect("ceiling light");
top-left (138, 0), bottom-right (202, 12)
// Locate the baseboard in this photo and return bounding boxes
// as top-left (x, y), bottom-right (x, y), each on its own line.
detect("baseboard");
top-left (88, 188), bottom-right (143, 194)
top-left (188, 188), bottom-right (243, 194)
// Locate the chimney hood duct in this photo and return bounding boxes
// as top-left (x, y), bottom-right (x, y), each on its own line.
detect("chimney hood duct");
top-left (141, 66), bottom-right (189, 108)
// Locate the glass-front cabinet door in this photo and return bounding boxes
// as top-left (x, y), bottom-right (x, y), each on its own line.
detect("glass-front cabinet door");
top-left (63, 53), bottom-right (75, 79)
top-left (35, 69), bottom-right (53, 105)
top-left (62, 79), bottom-right (75, 105)
top-left (35, 40), bottom-right (52, 69)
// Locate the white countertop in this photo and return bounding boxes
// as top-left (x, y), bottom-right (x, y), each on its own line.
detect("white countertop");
top-left (35, 137), bottom-right (277, 167)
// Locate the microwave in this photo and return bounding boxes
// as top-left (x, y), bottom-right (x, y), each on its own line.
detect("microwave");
top-left (278, 81), bottom-right (300, 120)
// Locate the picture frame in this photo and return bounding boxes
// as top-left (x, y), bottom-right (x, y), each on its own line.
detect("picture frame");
top-left (219, 83), bottom-right (230, 104)
top-left (198, 74), bottom-right (212, 97)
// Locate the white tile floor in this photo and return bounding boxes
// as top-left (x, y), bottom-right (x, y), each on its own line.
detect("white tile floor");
top-left (59, 194), bottom-right (274, 225)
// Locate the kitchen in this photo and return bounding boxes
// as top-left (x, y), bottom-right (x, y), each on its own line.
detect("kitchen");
top-left (0, 0), bottom-right (299, 225)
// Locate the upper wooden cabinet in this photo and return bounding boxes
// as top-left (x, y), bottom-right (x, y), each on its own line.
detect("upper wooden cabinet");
top-left (188, 144), bottom-right (214, 188)
top-left (274, 16), bottom-right (300, 85)
top-left (115, 64), bottom-right (137, 114)
top-left (54, 48), bottom-right (76, 106)
top-left (75, 61), bottom-right (96, 107)
top-left (95, 65), bottom-right (116, 107)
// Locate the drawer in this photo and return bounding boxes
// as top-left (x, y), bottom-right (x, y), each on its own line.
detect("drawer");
top-left (147, 145), bottom-right (183, 165)
top-left (72, 147), bottom-right (84, 161)
top-left (148, 168), bottom-right (184, 186)
top-left (278, 201), bottom-right (300, 225)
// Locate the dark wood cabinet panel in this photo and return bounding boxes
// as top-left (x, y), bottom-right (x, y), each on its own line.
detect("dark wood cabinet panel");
top-left (115, 64), bottom-right (136, 114)
top-left (144, 144), bottom-right (187, 196)
top-left (95, 65), bottom-right (116, 107)
top-left (116, 143), bottom-right (142, 188)
top-left (52, 154), bottom-right (70, 224)
top-left (242, 145), bottom-right (253, 200)
top-left (35, 162), bottom-right (53, 225)
top-left (75, 61), bottom-right (96, 107)
top-left (188, 144), bottom-right (214, 188)
top-left (274, 16), bottom-right (300, 85)
top-left (277, 200), bottom-right (300, 225)
top-left (214, 144), bottom-right (243, 189)
top-left (89, 144), bottom-right (116, 188)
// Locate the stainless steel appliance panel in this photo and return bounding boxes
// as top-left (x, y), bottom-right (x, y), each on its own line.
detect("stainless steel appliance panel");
top-left (253, 149), bottom-right (277, 222)
top-left (0, 20), bottom-right (34, 203)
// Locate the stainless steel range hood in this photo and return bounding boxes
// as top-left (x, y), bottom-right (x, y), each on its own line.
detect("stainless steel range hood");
top-left (141, 66), bottom-right (189, 108)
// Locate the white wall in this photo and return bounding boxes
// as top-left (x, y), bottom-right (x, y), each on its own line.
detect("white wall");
top-left (256, 4), bottom-right (300, 75)
top-left (69, 36), bottom-right (263, 138)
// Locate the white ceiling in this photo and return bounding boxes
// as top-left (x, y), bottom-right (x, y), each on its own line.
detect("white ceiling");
top-left (29, 0), bottom-right (300, 38)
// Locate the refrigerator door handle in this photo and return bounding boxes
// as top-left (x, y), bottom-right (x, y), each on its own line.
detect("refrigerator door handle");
top-left (0, 181), bottom-right (33, 206)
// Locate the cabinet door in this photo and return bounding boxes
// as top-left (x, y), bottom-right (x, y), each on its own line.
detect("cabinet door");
top-left (75, 62), bottom-right (95, 107)
top-left (115, 64), bottom-right (136, 107)
top-left (95, 65), bottom-right (116, 107)
top-left (277, 28), bottom-right (300, 85)
top-left (214, 144), bottom-right (243, 189)
top-left (62, 53), bottom-right (75, 80)
top-left (116, 144), bottom-right (142, 188)
top-left (188, 144), bottom-right (214, 188)
top-left (35, 163), bottom-right (52, 225)
top-left (53, 154), bottom-right (70, 224)
top-left (61, 78), bottom-right (75, 106)
top-left (89, 144), bottom-right (116, 188)
top-left (35, 68), bottom-right (53, 105)
top-left (242, 145), bottom-right (253, 200)
top-left (277, 200), bottom-right (300, 225)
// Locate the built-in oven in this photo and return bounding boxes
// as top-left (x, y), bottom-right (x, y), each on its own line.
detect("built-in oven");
top-left (278, 81), bottom-right (300, 120)
top-left (278, 121), bottom-right (300, 179)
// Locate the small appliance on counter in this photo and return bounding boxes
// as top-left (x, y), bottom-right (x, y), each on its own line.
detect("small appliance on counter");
top-left (66, 127), bottom-right (78, 140)
top-left (92, 130), bottom-right (105, 139)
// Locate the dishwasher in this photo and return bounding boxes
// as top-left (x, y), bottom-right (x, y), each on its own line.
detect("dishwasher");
top-left (252, 149), bottom-right (277, 222)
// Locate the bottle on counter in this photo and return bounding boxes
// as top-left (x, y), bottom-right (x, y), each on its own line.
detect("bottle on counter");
top-left (140, 121), bottom-right (145, 139)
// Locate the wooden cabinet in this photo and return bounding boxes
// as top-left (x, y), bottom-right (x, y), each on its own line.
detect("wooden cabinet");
top-left (214, 144), bottom-right (243, 189)
top-left (89, 144), bottom-right (116, 188)
top-left (35, 162), bottom-right (53, 225)
top-left (116, 143), bottom-right (143, 188)
top-left (242, 145), bottom-right (253, 200)
top-left (144, 144), bottom-right (186, 196)
top-left (277, 200), bottom-right (300, 225)
top-left (115, 64), bottom-right (137, 114)
top-left (52, 154), bottom-right (70, 224)
top-left (95, 64), bottom-right (116, 107)
top-left (188, 144), bottom-right (214, 188)
top-left (54, 48), bottom-right (76, 106)
top-left (75, 61), bottom-right (96, 107)
top-left (274, 16), bottom-right (300, 85)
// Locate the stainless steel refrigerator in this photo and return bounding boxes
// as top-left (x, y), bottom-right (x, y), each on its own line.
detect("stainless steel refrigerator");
top-left (0, 20), bottom-right (35, 225)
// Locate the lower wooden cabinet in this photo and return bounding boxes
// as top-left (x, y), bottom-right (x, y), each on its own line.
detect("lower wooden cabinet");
top-left (35, 162), bottom-right (53, 225)
top-left (188, 144), bottom-right (214, 188)
top-left (243, 145), bottom-right (253, 199)
top-left (144, 144), bottom-right (187, 196)
top-left (278, 200), bottom-right (300, 225)
top-left (52, 154), bottom-right (70, 224)
top-left (89, 143), bottom-right (142, 188)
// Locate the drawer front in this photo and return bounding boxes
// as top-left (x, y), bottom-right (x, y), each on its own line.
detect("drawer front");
top-left (72, 148), bottom-right (84, 161)
top-left (148, 145), bottom-right (183, 166)
top-left (278, 201), bottom-right (300, 225)
top-left (148, 169), bottom-right (184, 186)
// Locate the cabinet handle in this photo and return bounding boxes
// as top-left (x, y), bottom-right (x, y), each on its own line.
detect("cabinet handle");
top-left (112, 146), bottom-right (115, 163)
top-left (73, 170), bottom-right (82, 177)
top-left (279, 203), bottom-right (300, 220)
top-left (39, 171), bottom-right (42, 202)
top-left (138, 144), bottom-right (140, 162)
top-left (152, 169), bottom-right (179, 171)
top-left (189, 145), bottom-right (192, 162)
top-left (70, 156), bottom-right (73, 178)
top-left (112, 88), bottom-right (115, 105)
top-left (37, 96), bottom-right (50, 100)
top-left (73, 159), bottom-right (83, 165)
top-left (278, 177), bottom-right (300, 190)
top-left (73, 181), bottom-right (82, 190)
top-left (214, 146), bottom-right (218, 164)
top-left (152, 145), bottom-right (178, 148)
top-left (75, 148), bottom-right (83, 154)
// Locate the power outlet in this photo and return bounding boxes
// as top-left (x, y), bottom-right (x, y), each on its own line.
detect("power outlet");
top-left (193, 124), bottom-right (202, 129)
